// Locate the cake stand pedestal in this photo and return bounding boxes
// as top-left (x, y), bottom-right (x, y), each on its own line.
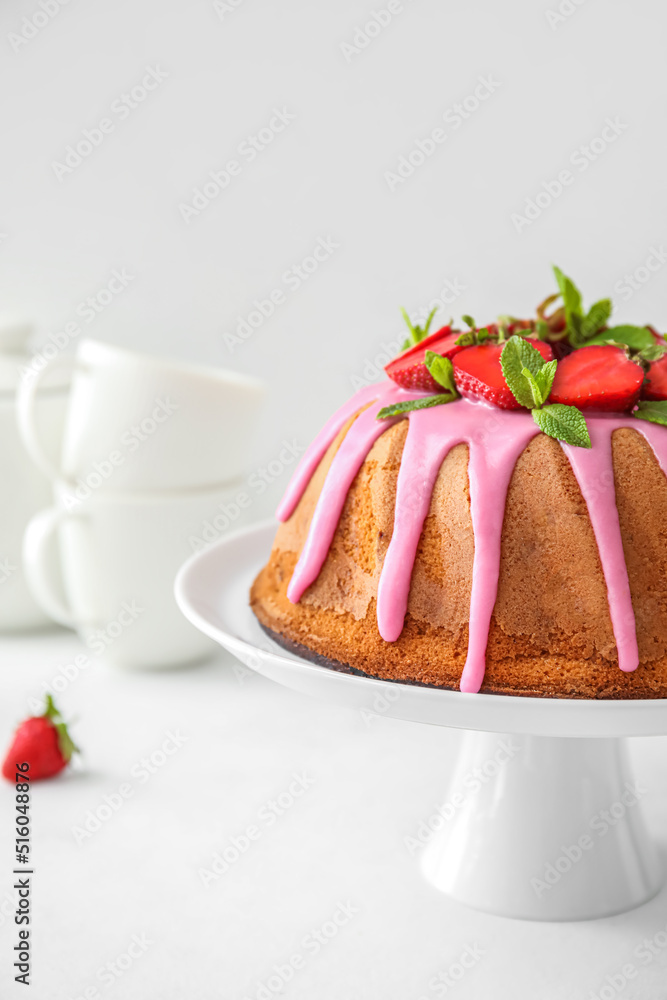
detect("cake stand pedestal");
top-left (176, 522), bottom-right (667, 922)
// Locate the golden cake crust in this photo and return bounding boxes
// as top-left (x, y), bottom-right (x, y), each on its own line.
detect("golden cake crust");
top-left (250, 414), bottom-right (667, 698)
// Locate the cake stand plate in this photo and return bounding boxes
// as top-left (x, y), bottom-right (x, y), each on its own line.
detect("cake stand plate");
top-left (175, 521), bottom-right (667, 921)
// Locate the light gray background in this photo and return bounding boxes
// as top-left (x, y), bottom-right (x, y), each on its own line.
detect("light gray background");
top-left (2, 0), bottom-right (667, 997)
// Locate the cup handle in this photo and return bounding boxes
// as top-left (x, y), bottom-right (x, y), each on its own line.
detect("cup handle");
top-left (23, 507), bottom-right (77, 628)
top-left (15, 355), bottom-right (75, 479)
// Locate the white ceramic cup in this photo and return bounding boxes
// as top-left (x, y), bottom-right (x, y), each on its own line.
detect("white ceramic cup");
top-left (17, 338), bottom-right (265, 493)
top-left (0, 324), bottom-right (70, 631)
top-left (23, 480), bottom-right (253, 668)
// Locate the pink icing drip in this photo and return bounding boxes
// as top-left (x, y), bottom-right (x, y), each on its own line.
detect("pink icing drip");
top-left (277, 381), bottom-right (667, 693)
top-left (276, 383), bottom-right (382, 522)
top-left (286, 402), bottom-right (398, 603)
top-left (561, 415), bottom-right (667, 674)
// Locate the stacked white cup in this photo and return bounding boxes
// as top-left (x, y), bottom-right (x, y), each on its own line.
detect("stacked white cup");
top-left (18, 338), bottom-right (265, 668)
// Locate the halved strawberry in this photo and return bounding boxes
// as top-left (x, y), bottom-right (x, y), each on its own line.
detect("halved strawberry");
top-left (643, 354), bottom-right (667, 400)
top-left (385, 325), bottom-right (463, 392)
top-left (549, 345), bottom-right (643, 411)
top-left (453, 338), bottom-right (554, 410)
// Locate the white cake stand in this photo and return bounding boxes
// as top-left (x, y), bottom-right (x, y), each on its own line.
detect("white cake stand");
top-left (175, 521), bottom-right (667, 922)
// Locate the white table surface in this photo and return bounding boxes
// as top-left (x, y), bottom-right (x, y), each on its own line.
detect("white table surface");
top-left (2, 629), bottom-right (667, 999)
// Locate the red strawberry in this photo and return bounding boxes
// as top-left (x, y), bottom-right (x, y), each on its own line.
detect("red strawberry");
top-left (643, 354), bottom-right (667, 400)
top-left (549, 345), bottom-right (643, 412)
top-left (2, 695), bottom-right (78, 781)
top-left (385, 325), bottom-right (463, 392)
top-left (453, 338), bottom-right (554, 410)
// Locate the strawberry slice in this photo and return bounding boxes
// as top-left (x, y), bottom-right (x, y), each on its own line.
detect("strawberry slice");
top-left (452, 338), bottom-right (554, 410)
top-left (643, 354), bottom-right (667, 400)
top-left (385, 325), bottom-right (463, 392)
top-left (549, 345), bottom-right (643, 411)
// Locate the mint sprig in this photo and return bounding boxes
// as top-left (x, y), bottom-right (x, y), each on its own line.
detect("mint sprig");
top-left (377, 394), bottom-right (457, 419)
top-left (550, 267), bottom-right (614, 346)
top-left (399, 306), bottom-right (438, 351)
top-left (638, 342), bottom-right (667, 363)
top-left (633, 400), bottom-right (667, 428)
top-left (377, 352), bottom-right (459, 419)
top-left (424, 351), bottom-right (457, 394)
top-left (532, 404), bottom-right (591, 448)
top-left (586, 324), bottom-right (655, 351)
top-left (455, 317), bottom-right (491, 347)
top-left (500, 337), bottom-right (591, 448)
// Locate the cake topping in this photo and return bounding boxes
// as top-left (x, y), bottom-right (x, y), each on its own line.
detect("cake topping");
top-left (454, 337), bottom-right (553, 411)
top-left (383, 266), bottom-right (667, 435)
top-left (548, 344), bottom-right (644, 412)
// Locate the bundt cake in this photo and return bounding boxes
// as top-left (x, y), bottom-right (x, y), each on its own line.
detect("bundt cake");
top-left (251, 269), bottom-right (667, 698)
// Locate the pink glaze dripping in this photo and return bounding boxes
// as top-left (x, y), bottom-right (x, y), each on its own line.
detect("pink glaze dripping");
top-left (286, 403), bottom-right (398, 603)
top-left (277, 382), bottom-right (667, 693)
top-left (276, 383), bottom-right (383, 522)
top-left (562, 415), bottom-right (667, 674)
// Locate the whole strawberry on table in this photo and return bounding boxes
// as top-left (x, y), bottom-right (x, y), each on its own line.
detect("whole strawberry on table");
top-left (2, 695), bottom-right (79, 781)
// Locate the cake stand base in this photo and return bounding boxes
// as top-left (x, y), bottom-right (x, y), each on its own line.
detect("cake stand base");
top-left (176, 522), bottom-right (667, 923)
top-left (421, 731), bottom-right (662, 921)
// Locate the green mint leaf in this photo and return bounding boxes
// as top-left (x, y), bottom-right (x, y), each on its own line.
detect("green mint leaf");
top-left (476, 327), bottom-right (491, 343)
top-left (638, 342), bottom-right (667, 363)
top-left (425, 351), bottom-right (457, 393)
top-left (533, 403), bottom-right (591, 448)
top-left (422, 307), bottom-right (438, 338)
top-left (455, 331), bottom-right (474, 347)
top-left (521, 367), bottom-right (545, 408)
top-left (377, 393), bottom-right (457, 419)
top-left (400, 306), bottom-right (439, 347)
top-left (400, 307), bottom-right (416, 344)
top-left (586, 324), bottom-right (655, 351)
top-left (552, 266), bottom-right (584, 344)
top-left (500, 336), bottom-right (548, 409)
top-left (536, 358), bottom-right (557, 400)
top-left (461, 314), bottom-right (475, 330)
top-left (580, 298), bottom-right (612, 339)
top-left (634, 400), bottom-right (667, 427)
top-left (552, 266), bottom-right (583, 319)
top-left (535, 319), bottom-right (551, 341)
